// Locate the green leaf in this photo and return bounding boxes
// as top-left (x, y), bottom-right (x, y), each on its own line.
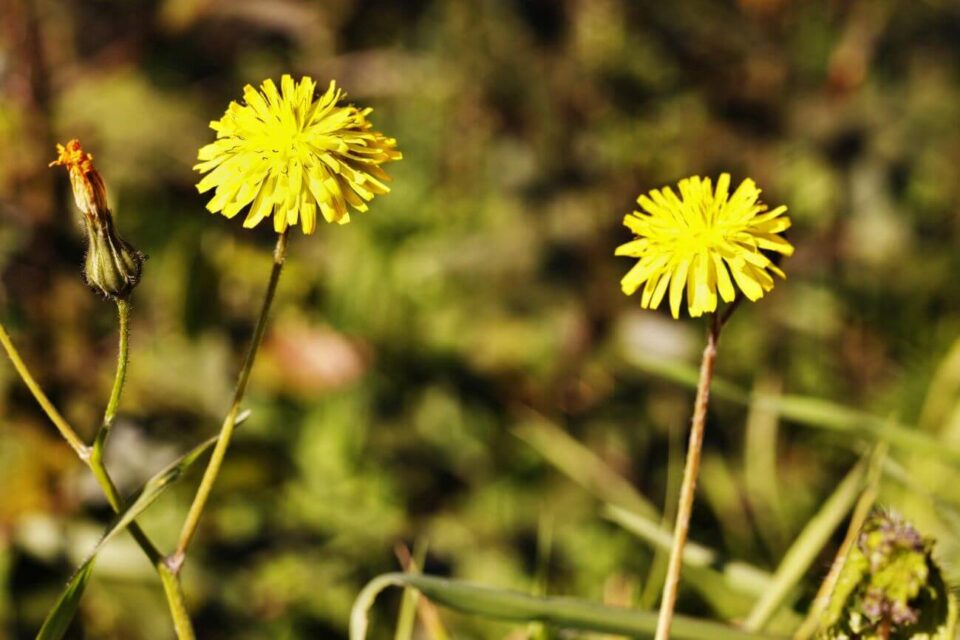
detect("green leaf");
top-left (33, 415), bottom-right (245, 640)
top-left (351, 573), bottom-right (783, 640)
top-left (819, 511), bottom-right (958, 640)
top-left (95, 434), bottom-right (219, 555)
top-left (35, 562), bottom-right (95, 640)
top-left (394, 541), bottom-right (428, 640)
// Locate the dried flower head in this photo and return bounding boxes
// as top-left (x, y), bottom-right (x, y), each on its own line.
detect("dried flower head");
top-left (616, 174), bottom-right (794, 319)
top-left (195, 75), bottom-right (402, 234)
top-left (50, 140), bottom-right (144, 300)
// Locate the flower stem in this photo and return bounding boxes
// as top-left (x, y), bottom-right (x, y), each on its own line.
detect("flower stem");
top-left (0, 323), bottom-right (89, 458)
top-left (170, 230), bottom-right (289, 570)
top-left (104, 299), bottom-right (130, 430)
top-left (654, 312), bottom-right (722, 640)
top-left (159, 563), bottom-right (197, 640)
top-left (0, 311), bottom-right (193, 635)
top-left (90, 299), bottom-right (129, 476)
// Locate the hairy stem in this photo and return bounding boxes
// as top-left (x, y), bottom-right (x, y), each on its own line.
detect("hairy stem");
top-left (89, 299), bottom-right (130, 498)
top-left (0, 309), bottom-right (193, 635)
top-left (92, 300), bottom-right (196, 635)
top-left (171, 230), bottom-right (289, 570)
top-left (104, 299), bottom-right (129, 430)
top-left (655, 312), bottom-right (722, 640)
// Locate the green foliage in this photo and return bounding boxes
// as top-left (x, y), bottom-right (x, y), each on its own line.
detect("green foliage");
top-left (3, 0), bottom-right (960, 638)
top-left (819, 511), bottom-right (957, 640)
top-left (34, 424), bottom-right (239, 639)
top-left (351, 573), bottom-right (776, 640)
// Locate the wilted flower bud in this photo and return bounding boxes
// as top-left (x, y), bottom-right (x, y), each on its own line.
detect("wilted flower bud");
top-left (50, 140), bottom-right (144, 300)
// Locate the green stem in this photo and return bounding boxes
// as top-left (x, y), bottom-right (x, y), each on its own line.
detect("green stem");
top-left (90, 299), bottom-right (130, 500)
top-left (0, 323), bottom-right (89, 458)
top-left (159, 563), bottom-right (197, 640)
top-left (91, 302), bottom-right (196, 637)
top-left (654, 313), bottom-right (721, 640)
top-left (87, 299), bottom-right (163, 557)
top-left (170, 230), bottom-right (289, 570)
top-left (0, 309), bottom-right (193, 636)
top-left (104, 300), bottom-right (129, 430)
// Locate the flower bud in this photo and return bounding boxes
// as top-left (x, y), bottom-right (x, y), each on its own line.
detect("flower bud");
top-left (82, 213), bottom-right (144, 300)
top-left (50, 140), bottom-right (145, 300)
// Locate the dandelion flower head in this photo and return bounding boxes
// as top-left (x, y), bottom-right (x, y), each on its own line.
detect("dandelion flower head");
top-left (616, 174), bottom-right (793, 319)
top-left (195, 75), bottom-right (401, 234)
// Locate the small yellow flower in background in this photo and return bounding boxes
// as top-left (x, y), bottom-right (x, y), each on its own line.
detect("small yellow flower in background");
top-left (616, 174), bottom-right (793, 319)
top-left (195, 75), bottom-right (401, 234)
top-left (50, 140), bottom-right (144, 300)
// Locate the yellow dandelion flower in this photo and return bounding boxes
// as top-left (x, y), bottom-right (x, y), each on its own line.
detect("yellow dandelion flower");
top-left (616, 174), bottom-right (794, 319)
top-left (195, 75), bottom-right (401, 234)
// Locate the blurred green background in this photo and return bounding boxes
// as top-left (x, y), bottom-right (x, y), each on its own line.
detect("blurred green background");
top-left (3, 0), bottom-right (960, 638)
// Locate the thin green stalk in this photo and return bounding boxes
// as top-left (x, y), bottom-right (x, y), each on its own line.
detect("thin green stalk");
top-left (90, 299), bottom-right (132, 511)
top-left (0, 323), bottom-right (89, 458)
top-left (95, 299), bottom-right (129, 444)
top-left (1, 311), bottom-right (193, 635)
top-left (93, 301), bottom-right (197, 638)
top-left (655, 313), bottom-right (722, 640)
top-left (159, 563), bottom-right (197, 640)
top-left (170, 230), bottom-right (289, 570)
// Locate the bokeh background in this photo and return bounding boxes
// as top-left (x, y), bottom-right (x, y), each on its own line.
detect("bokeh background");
top-left (3, 0), bottom-right (960, 638)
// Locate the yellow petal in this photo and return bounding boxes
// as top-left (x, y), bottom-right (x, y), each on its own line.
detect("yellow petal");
top-left (668, 259), bottom-right (691, 319)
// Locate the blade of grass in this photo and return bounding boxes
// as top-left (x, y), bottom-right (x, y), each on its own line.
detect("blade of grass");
top-left (699, 453), bottom-right (755, 556)
top-left (513, 413), bottom-right (659, 519)
top-left (605, 504), bottom-right (772, 598)
top-left (393, 542), bottom-right (449, 640)
top-left (638, 419), bottom-right (682, 610)
top-left (35, 563), bottom-right (94, 640)
top-left (917, 336), bottom-right (960, 432)
top-left (880, 457), bottom-right (960, 536)
top-left (622, 353), bottom-right (748, 405)
top-left (792, 444), bottom-right (886, 640)
top-left (517, 412), bottom-right (774, 608)
top-left (605, 507), bottom-right (804, 630)
top-left (742, 457), bottom-right (868, 632)
top-left (351, 573), bottom-right (785, 640)
top-left (744, 376), bottom-right (788, 556)
top-left (624, 355), bottom-right (960, 465)
top-left (527, 512), bottom-right (554, 639)
top-left (394, 542), bottom-right (427, 640)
